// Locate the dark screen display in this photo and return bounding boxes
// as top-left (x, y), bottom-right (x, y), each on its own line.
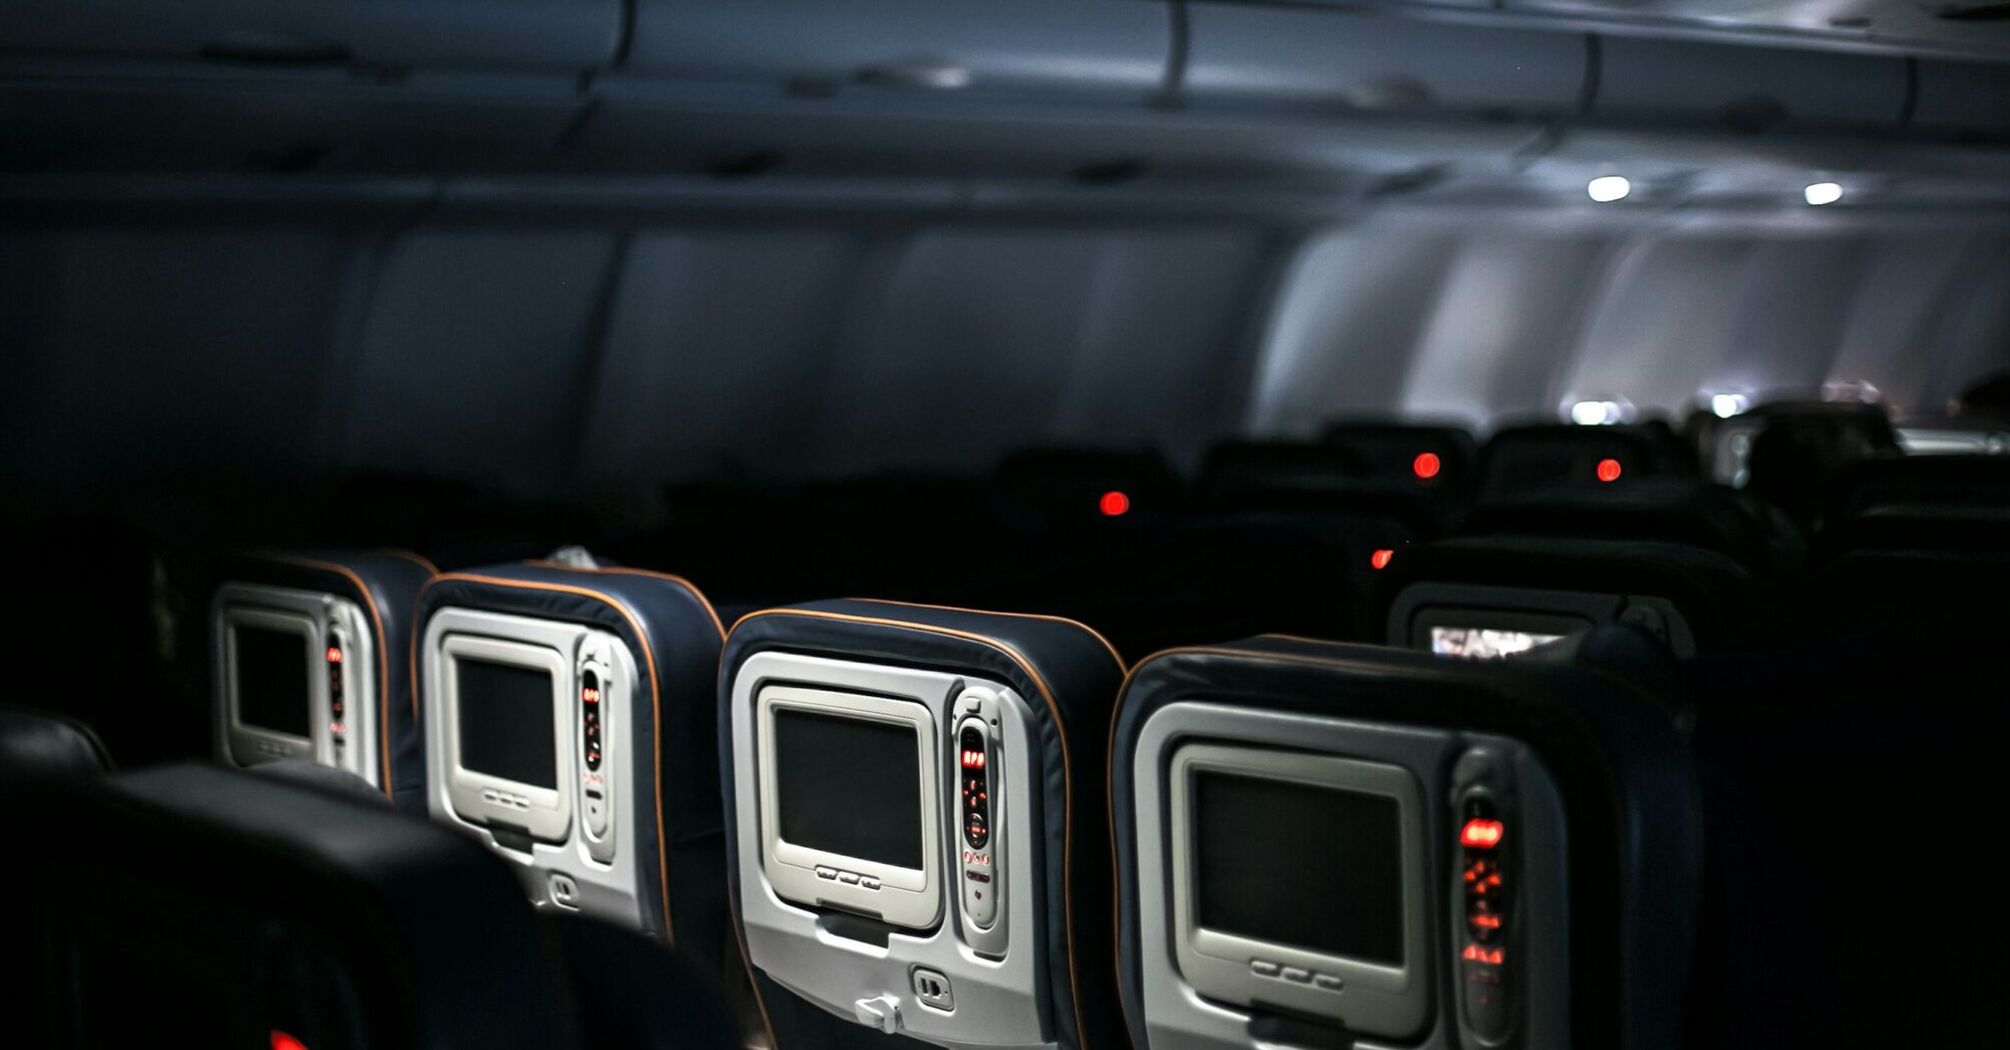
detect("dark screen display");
top-left (456, 658), bottom-right (558, 789)
top-left (1194, 771), bottom-right (1407, 966)
top-left (233, 625), bottom-right (311, 737)
top-left (773, 707), bottom-right (924, 870)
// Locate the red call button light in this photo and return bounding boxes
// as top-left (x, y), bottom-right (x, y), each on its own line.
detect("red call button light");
top-left (1412, 452), bottom-right (1442, 480)
top-left (1462, 944), bottom-right (1505, 966)
top-left (1099, 490), bottom-right (1131, 517)
top-left (325, 647), bottom-right (342, 664)
top-left (1460, 818), bottom-right (1506, 849)
top-left (271, 1032), bottom-right (309, 1050)
top-left (1596, 458), bottom-right (1623, 483)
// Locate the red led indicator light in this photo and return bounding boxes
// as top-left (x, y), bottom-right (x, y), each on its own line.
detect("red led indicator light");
top-left (1099, 490), bottom-right (1131, 517)
top-left (1412, 452), bottom-right (1442, 480)
top-left (1460, 818), bottom-right (1506, 849)
top-left (325, 647), bottom-right (342, 664)
top-left (1461, 945), bottom-right (1505, 965)
top-left (583, 688), bottom-right (599, 703)
top-left (1596, 458), bottom-right (1623, 483)
top-left (962, 749), bottom-right (986, 769)
top-left (1370, 548), bottom-right (1395, 571)
top-left (271, 1032), bottom-right (309, 1050)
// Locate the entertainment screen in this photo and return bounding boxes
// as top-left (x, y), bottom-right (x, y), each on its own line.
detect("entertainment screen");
top-left (1430, 626), bottom-right (1563, 660)
top-left (456, 659), bottom-right (558, 789)
top-left (233, 625), bottom-right (311, 738)
top-left (1193, 771), bottom-right (1405, 966)
top-left (773, 708), bottom-right (923, 870)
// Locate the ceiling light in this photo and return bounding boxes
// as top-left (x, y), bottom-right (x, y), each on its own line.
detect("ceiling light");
top-left (1587, 176), bottom-right (1631, 203)
top-left (1804, 181), bottom-right (1843, 206)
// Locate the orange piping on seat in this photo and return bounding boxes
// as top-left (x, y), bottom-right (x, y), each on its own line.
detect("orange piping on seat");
top-left (377, 548), bottom-right (440, 576)
top-left (417, 572), bottom-right (677, 946)
top-left (523, 561), bottom-right (727, 640)
top-left (841, 597), bottom-right (1127, 672)
top-left (729, 607), bottom-right (1091, 1050)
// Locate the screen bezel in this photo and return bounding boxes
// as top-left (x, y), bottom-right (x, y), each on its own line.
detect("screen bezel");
top-left (757, 684), bottom-right (941, 930)
top-left (441, 633), bottom-right (574, 845)
top-left (221, 605), bottom-right (317, 760)
top-left (1170, 742), bottom-right (1429, 1032)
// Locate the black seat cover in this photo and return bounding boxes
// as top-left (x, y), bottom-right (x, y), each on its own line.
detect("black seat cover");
top-left (2, 763), bottom-right (578, 1050)
top-left (0, 706), bottom-right (110, 801)
top-left (1478, 423), bottom-right (1700, 502)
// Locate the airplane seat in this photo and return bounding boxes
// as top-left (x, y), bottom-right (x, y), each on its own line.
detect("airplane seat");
top-left (1683, 628), bottom-right (2003, 1045)
top-left (991, 447), bottom-right (1186, 530)
top-left (1321, 420), bottom-right (1482, 507)
top-left (548, 911), bottom-right (742, 1050)
top-left (1823, 453), bottom-right (2010, 556)
top-left (208, 549), bottom-right (437, 811)
top-left (1110, 630), bottom-right (1699, 1050)
top-left (413, 559), bottom-right (729, 966)
top-left (1458, 478), bottom-right (1806, 583)
top-left (1197, 439), bottom-right (1443, 535)
top-left (252, 757), bottom-right (397, 806)
top-left (1477, 423), bottom-right (1700, 502)
top-left (1740, 402), bottom-right (1901, 528)
top-left (719, 599), bottom-right (1127, 1050)
top-left (0, 762), bottom-right (581, 1050)
top-left (0, 705), bottom-right (112, 800)
top-left (1378, 535), bottom-right (1764, 657)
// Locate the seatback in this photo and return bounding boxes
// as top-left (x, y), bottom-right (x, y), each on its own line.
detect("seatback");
top-left (209, 549), bottom-right (436, 809)
top-left (718, 599), bottom-right (1127, 1050)
top-left (1322, 421), bottom-right (1480, 502)
top-left (412, 561), bottom-right (728, 966)
top-left (1110, 632), bottom-right (1698, 1050)
top-left (1478, 423), bottom-right (1699, 502)
top-left (0, 706), bottom-right (111, 801)
top-left (1380, 535), bottom-right (1763, 657)
top-left (1825, 453), bottom-right (2010, 555)
top-left (2, 763), bottom-right (579, 1050)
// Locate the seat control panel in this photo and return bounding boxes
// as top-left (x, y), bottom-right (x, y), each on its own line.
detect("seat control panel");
top-left (954, 687), bottom-right (1007, 955)
top-left (1452, 748), bottom-right (1518, 1049)
top-left (579, 651), bottom-right (615, 864)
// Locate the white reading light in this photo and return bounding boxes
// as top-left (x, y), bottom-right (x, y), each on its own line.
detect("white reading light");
top-left (1803, 181), bottom-right (1843, 206)
top-left (1711, 393), bottom-right (1749, 419)
top-left (1570, 400), bottom-right (1617, 426)
top-left (1587, 175), bottom-right (1631, 203)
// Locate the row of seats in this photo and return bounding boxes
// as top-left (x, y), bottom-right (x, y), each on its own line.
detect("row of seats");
top-left (12, 411), bottom-right (2003, 1049)
top-left (12, 546), bottom-right (1705, 1050)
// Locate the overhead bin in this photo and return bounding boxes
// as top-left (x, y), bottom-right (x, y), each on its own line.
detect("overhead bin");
top-left (1181, 4), bottom-right (1587, 118)
top-left (1912, 60), bottom-right (2010, 137)
top-left (4, 66), bottom-right (586, 175)
top-left (625, 0), bottom-right (1169, 101)
top-left (1592, 37), bottom-right (1907, 132)
top-left (0, 0), bottom-right (622, 72)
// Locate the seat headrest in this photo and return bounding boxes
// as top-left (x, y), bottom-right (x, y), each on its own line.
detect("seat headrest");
top-left (4, 763), bottom-right (577, 1050)
top-left (1462, 478), bottom-right (1786, 576)
top-left (992, 447), bottom-right (1183, 523)
top-left (1479, 423), bottom-right (1699, 500)
top-left (0, 706), bottom-right (110, 800)
top-left (1321, 421), bottom-right (1479, 489)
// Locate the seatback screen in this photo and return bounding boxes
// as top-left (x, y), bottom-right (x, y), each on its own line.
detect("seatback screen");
top-left (234, 625), bottom-right (311, 737)
top-left (456, 658), bottom-right (557, 789)
top-left (1430, 627), bottom-right (1563, 660)
top-left (1195, 771), bottom-right (1406, 965)
top-left (773, 708), bottom-right (923, 870)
